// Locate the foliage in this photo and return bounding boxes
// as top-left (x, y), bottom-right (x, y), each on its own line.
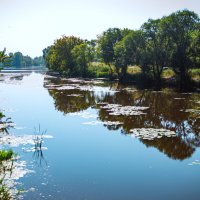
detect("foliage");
top-left (0, 112), bottom-right (4, 119)
top-left (87, 62), bottom-right (111, 78)
top-left (43, 36), bottom-right (84, 76)
top-left (9, 52), bottom-right (44, 67)
top-left (43, 9), bottom-right (200, 90)
top-left (71, 41), bottom-right (94, 77)
top-left (97, 28), bottom-right (130, 76)
top-left (160, 10), bottom-right (200, 89)
top-left (189, 68), bottom-right (200, 81)
top-left (0, 150), bottom-right (14, 162)
top-left (0, 49), bottom-right (12, 69)
top-left (0, 149), bottom-right (16, 200)
top-left (114, 30), bottom-right (147, 81)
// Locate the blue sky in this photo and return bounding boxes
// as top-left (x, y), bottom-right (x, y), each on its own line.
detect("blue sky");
top-left (1, 0), bottom-right (200, 57)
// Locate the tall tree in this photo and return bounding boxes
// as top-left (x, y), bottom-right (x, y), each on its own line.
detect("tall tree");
top-left (43, 36), bottom-right (84, 76)
top-left (71, 41), bottom-right (94, 77)
top-left (12, 52), bottom-right (23, 67)
top-left (161, 10), bottom-right (200, 89)
top-left (97, 28), bottom-right (129, 76)
top-left (114, 30), bottom-right (146, 81)
top-left (141, 18), bottom-right (172, 86)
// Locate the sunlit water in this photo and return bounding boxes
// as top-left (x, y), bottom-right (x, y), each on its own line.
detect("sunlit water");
top-left (0, 72), bottom-right (200, 200)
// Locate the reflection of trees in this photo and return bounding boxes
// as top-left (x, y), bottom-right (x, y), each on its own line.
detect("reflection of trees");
top-left (98, 89), bottom-right (200, 160)
top-left (45, 77), bottom-right (200, 160)
top-left (98, 90), bottom-right (200, 136)
top-left (141, 137), bottom-right (195, 160)
top-left (48, 89), bottom-right (96, 113)
top-left (45, 78), bottom-right (114, 114)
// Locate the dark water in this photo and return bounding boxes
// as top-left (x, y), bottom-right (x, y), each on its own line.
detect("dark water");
top-left (0, 73), bottom-right (200, 200)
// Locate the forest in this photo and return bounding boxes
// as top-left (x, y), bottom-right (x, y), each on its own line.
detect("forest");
top-left (43, 9), bottom-right (200, 90)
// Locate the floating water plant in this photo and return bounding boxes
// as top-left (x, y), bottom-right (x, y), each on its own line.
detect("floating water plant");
top-left (69, 111), bottom-right (98, 119)
top-left (0, 134), bottom-right (53, 147)
top-left (129, 128), bottom-right (176, 140)
top-left (180, 109), bottom-right (200, 115)
top-left (82, 120), bottom-right (123, 126)
top-left (101, 104), bottom-right (149, 116)
top-left (188, 160), bottom-right (200, 166)
top-left (66, 94), bottom-right (84, 97)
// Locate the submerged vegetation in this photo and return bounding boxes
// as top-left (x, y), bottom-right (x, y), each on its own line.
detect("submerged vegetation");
top-left (43, 9), bottom-right (200, 90)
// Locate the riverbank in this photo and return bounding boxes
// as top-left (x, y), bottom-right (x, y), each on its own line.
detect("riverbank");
top-left (46, 65), bottom-right (200, 92)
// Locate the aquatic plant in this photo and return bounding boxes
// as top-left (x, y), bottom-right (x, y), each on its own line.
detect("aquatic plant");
top-left (130, 128), bottom-right (176, 140)
top-left (100, 104), bottom-right (149, 116)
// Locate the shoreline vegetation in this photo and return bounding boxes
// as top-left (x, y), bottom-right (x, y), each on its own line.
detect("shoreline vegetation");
top-left (42, 9), bottom-right (200, 91)
top-left (0, 9), bottom-right (200, 91)
top-left (0, 49), bottom-right (44, 69)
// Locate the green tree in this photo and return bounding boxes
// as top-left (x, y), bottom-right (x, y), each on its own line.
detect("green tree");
top-left (114, 30), bottom-right (146, 81)
top-left (71, 41), bottom-right (94, 77)
top-left (23, 55), bottom-right (33, 67)
top-left (97, 28), bottom-right (129, 76)
top-left (33, 56), bottom-right (45, 66)
top-left (161, 10), bottom-right (200, 89)
top-left (43, 36), bottom-right (84, 76)
top-left (190, 29), bottom-right (200, 68)
top-left (141, 18), bottom-right (173, 86)
top-left (0, 48), bottom-right (12, 69)
top-left (12, 52), bottom-right (23, 67)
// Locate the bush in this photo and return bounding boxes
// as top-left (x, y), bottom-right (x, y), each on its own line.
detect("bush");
top-left (0, 150), bottom-right (14, 162)
top-left (88, 62), bottom-right (111, 78)
top-left (189, 68), bottom-right (200, 81)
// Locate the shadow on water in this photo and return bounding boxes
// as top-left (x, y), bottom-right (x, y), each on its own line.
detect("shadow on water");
top-left (44, 76), bottom-right (200, 160)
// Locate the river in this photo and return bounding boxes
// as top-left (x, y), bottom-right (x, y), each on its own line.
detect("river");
top-left (0, 72), bottom-right (200, 200)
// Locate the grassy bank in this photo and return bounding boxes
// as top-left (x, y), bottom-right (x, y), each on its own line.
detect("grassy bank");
top-left (86, 63), bottom-right (200, 89)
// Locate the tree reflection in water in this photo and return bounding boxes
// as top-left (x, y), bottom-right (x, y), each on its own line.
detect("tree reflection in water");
top-left (45, 76), bottom-right (200, 160)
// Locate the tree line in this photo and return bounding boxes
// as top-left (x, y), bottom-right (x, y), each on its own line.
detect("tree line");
top-left (8, 52), bottom-right (45, 67)
top-left (42, 10), bottom-right (199, 89)
top-left (0, 49), bottom-right (44, 68)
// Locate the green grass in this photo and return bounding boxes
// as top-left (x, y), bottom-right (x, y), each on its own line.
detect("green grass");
top-left (127, 66), bottom-right (141, 74)
top-left (87, 63), bottom-right (200, 85)
top-left (88, 62), bottom-right (111, 78)
top-left (162, 68), bottom-right (175, 79)
top-left (189, 68), bottom-right (200, 81)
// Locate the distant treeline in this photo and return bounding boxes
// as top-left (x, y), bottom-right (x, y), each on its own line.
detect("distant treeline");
top-left (43, 9), bottom-right (200, 89)
top-left (8, 52), bottom-right (45, 67)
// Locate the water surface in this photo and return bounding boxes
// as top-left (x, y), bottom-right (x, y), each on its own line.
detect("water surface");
top-left (0, 72), bottom-right (200, 200)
